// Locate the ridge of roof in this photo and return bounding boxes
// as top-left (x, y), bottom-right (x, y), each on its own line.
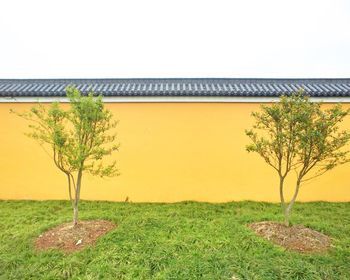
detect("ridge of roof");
top-left (1, 77), bottom-right (350, 82)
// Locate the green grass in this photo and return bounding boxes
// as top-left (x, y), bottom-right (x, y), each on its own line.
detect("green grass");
top-left (0, 200), bottom-right (349, 280)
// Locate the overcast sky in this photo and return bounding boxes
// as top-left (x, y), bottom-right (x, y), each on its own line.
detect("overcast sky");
top-left (0, 0), bottom-right (349, 79)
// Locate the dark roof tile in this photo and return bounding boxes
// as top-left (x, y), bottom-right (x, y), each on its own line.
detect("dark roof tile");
top-left (1, 78), bottom-right (350, 98)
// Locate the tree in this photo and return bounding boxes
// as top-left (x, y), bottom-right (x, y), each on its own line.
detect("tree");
top-left (246, 91), bottom-right (350, 226)
top-left (14, 86), bottom-right (120, 226)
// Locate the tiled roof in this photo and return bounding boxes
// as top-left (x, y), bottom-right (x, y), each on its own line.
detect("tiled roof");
top-left (1, 78), bottom-right (350, 97)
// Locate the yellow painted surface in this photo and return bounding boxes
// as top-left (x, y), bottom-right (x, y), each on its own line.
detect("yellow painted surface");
top-left (0, 102), bottom-right (350, 202)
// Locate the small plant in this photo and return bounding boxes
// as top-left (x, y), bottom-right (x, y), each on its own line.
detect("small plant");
top-left (246, 91), bottom-right (350, 226)
top-left (13, 86), bottom-right (120, 226)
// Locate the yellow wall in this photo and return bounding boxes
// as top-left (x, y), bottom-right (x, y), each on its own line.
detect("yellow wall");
top-left (1, 102), bottom-right (349, 202)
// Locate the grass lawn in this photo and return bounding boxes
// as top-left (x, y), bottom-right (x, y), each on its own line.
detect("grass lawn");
top-left (0, 200), bottom-right (349, 280)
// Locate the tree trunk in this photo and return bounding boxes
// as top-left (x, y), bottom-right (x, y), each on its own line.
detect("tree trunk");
top-left (284, 207), bottom-right (291, 227)
top-left (73, 205), bottom-right (78, 226)
top-left (73, 169), bottom-right (83, 227)
top-left (284, 180), bottom-right (301, 226)
top-left (279, 175), bottom-right (286, 213)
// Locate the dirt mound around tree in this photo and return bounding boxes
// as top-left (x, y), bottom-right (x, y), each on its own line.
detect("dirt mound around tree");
top-left (248, 221), bottom-right (331, 253)
top-left (35, 220), bottom-right (116, 253)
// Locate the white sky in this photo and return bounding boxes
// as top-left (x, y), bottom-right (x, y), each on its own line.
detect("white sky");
top-left (0, 0), bottom-right (349, 79)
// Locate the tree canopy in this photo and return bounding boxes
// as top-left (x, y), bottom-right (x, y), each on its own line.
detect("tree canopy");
top-left (246, 91), bottom-right (350, 225)
top-left (14, 86), bottom-right (120, 226)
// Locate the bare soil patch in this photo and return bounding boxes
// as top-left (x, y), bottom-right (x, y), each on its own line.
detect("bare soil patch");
top-left (248, 221), bottom-right (331, 253)
top-left (35, 220), bottom-right (116, 253)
